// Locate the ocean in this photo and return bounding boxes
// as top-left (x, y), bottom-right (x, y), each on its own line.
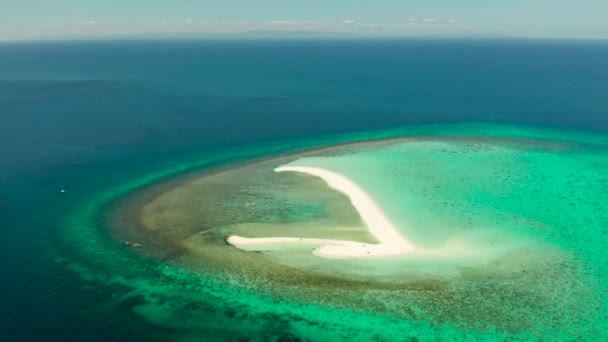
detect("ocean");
top-left (1, 39), bottom-right (608, 341)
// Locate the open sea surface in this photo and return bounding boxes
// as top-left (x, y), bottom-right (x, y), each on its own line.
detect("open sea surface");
top-left (1, 39), bottom-right (608, 341)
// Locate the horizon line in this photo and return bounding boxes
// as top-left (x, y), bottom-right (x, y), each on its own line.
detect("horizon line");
top-left (1, 32), bottom-right (608, 44)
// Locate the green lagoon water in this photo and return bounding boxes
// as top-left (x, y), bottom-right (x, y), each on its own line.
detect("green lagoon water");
top-left (62, 123), bottom-right (608, 341)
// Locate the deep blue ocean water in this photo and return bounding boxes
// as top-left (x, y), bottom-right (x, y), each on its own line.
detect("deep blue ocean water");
top-left (1, 39), bottom-right (608, 340)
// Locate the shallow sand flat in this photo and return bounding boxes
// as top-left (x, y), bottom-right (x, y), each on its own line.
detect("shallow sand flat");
top-left (129, 138), bottom-right (417, 254)
top-left (118, 135), bottom-right (602, 276)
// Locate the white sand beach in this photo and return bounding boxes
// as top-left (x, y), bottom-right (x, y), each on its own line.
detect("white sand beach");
top-left (227, 165), bottom-right (417, 259)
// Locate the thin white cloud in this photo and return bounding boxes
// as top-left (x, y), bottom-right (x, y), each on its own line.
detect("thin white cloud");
top-left (81, 20), bottom-right (101, 26)
top-left (269, 20), bottom-right (298, 25)
top-left (0, 17), bottom-right (476, 41)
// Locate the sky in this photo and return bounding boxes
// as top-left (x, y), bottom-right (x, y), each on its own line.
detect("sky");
top-left (1, 0), bottom-right (608, 41)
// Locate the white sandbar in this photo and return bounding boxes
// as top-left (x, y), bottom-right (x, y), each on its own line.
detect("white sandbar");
top-left (227, 165), bottom-right (417, 259)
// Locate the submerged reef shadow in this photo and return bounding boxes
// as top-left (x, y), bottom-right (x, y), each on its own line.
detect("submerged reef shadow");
top-left (68, 128), bottom-right (608, 340)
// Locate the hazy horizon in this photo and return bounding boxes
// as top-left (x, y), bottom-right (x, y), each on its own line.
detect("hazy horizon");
top-left (2, 1), bottom-right (608, 42)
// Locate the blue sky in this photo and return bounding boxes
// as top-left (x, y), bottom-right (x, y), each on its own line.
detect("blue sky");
top-left (1, 0), bottom-right (607, 40)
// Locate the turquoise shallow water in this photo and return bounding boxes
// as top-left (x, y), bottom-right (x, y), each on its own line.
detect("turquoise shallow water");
top-left (60, 123), bottom-right (608, 341)
top-left (285, 136), bottom-right (608, 251)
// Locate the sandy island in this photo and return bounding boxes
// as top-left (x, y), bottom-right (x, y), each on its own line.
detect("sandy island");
top-left (227, 165), bottom-right (417, 259)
